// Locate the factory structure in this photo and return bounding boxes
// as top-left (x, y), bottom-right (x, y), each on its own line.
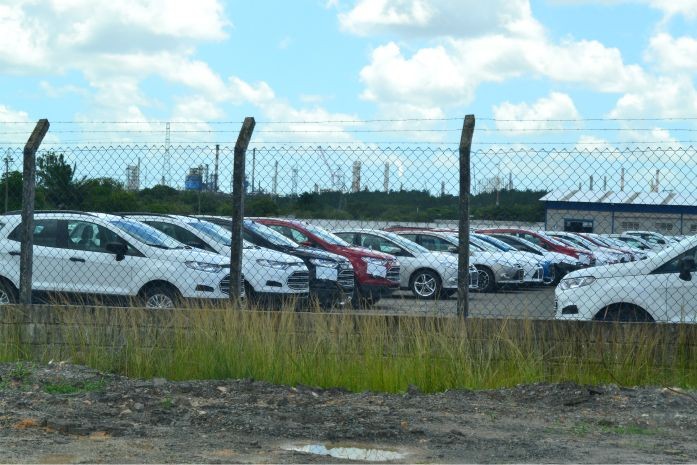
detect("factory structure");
top-left (541, 190), bottom-right (697, 235)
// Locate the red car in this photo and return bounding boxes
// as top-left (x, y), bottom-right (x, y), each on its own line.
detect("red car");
top-left (475, 228), bottom-right (594, 266)
top-left (254, 218), bottom-right (400, 306)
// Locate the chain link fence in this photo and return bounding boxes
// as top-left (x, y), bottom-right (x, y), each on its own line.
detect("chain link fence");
top-left (1, 118), bottom-right (697, 322)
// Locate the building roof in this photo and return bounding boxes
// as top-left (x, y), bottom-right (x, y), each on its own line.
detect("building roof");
top-left (540, 190), bottom-right (697, 207)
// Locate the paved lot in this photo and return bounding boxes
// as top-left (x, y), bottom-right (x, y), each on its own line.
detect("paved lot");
top-left (374, 286), bottom-right (556, 319)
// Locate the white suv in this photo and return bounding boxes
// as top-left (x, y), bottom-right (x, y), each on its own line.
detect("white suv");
top-left (0, 211), bottom-right (234, 308)
top-left (122, 214), bottom-right (310, 303)
top-left (555, 235), bottom-right (697, 323)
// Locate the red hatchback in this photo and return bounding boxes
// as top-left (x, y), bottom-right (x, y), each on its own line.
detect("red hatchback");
top-left (475, 228), bottom-right (594, 266)
top-left (255, 218), bottom-right (400, 306)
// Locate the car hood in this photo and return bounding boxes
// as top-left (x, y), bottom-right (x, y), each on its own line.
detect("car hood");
top-left (292, 246), bottom-right (350, 265)
top-left (147, 247), bottom-right (229, 265)
top-left (543, 251), bottom-right (578, 264)
top-left (564, 256), bottom-right (665, 280)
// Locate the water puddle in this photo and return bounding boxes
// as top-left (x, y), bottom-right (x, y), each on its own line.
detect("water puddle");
top-left (283, 443), bottom-right (407, 461)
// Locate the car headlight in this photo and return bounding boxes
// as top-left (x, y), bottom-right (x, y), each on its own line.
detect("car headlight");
top-left (558, 276), bottom-right (596, 291)
top-left (362, 257), bottom-right (387, 266)
top-left (309, 258), bottom-right (337, 268)
top-left (185, 261), bottom-right (225, 273)
top-left (257, 259), bottom-right (297, 269)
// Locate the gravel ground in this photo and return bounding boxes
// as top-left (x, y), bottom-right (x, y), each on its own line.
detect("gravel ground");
top-left (1, 362), bottom-right (696, 463)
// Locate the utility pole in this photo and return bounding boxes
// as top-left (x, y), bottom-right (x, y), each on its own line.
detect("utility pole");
top-left (3, 150), bottom-right (12, 213)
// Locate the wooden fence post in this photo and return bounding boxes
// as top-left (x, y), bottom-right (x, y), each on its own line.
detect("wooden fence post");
top-left (457, 115), bottom-right (475, 318)
top-left (229, 117), bottom-right (255, 303)
top-left (19, 119), bottom-right (50, 305)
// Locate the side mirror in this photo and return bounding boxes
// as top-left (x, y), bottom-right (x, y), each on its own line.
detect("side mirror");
top-left (679, 256), bottom-right (695, 281)
top-left (106, 242), bottom-right (127, 261)
top-left (447, 245), bottom-right (458, 253)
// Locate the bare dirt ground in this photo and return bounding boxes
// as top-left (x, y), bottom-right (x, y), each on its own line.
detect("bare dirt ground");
top-left (1, 362), bottom-right (696, 463)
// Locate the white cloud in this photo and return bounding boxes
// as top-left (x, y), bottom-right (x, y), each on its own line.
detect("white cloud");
top-left (339, 0), bottom-right (541, 38)
top-left (646, 0), bottom-right (697, 20)
top-left (358, 34), bottom-right (645, 117)
top-left (493, 92), bottom-right (580, 133)
top-left (645, 33), bottom-right (697, 73)
top-left (608, 76), bottom-right (697, 118)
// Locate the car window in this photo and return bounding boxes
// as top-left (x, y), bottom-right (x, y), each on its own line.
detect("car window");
top-left (334, 232), bottom-right (359, 246)
top-left (144, 221), bottom-right (216, 253)
top-left (67, 220), bottom-right (137, 255)
top-left (399, 233), bottom-right (417, 242)
top-left (653, 246), bottom-right (697, 274)
top-left (420, 235), bottom-right (452, 252)
top-left (267, 225), bottom-right (309, 244)
top-left (359, 234), bottom-right (399, 254)
top-left (8, 219), bottom-right (60, 248)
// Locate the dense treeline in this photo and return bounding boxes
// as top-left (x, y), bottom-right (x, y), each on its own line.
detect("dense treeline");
top-left (0, 152), bottom-right (546, 222)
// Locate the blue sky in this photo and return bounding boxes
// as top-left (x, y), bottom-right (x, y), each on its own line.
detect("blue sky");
top-left (1, 0), bottom-right (697, 194)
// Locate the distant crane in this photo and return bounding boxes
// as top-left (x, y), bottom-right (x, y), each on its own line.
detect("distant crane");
top-left (317, 145), bottom-right (345, 192)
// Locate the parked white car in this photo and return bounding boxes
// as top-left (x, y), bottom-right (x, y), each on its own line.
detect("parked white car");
top-left (555, 235), bottom-right (697, 323)
top-left (333, 229), bottom-right (478, 299)
top-left (392, 230), bottom-right (524, 293)
top-left (482, 233), bottom-right (584, 283)
top-left (546, 231), bottom-right (625, 265)
top-left (123, 214), bottom-right (310, 303)
top-left (624, 230), bottom-right (671, 249)
top-left (0, 211), bottom-right (234, 308)
top-left (470, 234), bottom-right (546, 285)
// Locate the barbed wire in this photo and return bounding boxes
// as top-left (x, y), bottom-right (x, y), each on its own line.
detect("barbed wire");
top-left (2, 116), bottom-right (697, 126)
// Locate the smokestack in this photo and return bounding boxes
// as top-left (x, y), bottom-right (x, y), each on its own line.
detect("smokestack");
top-left (620, 167), bottom-right (625, 192)
top-left (213, 144), bottom-right (219, 192)
top-left (508, 172), bottom-right (513, 190)
top-left (351, 161), bottom-right (362, 193)
top-left (655, 169), bottom-right (660, 192)
top-left (578, 182), bottom-right (582, 190)
top-left (384, 162), bottom-right (390, 193)
top-left (589, 175), bottom-right (594, 191)
top-left (272, 161), bottom-right (278, 196)
top-left (441, 181), bottom-right (445, 197)
top-left (603, 176), bottom-right (607, 191)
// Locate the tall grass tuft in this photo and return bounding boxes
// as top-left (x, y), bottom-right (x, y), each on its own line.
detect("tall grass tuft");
top-left (1, 303), bottom-right (696, 393)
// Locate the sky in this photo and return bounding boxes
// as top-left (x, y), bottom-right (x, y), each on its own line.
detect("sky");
top-left (2, 0), bottom-right (697, 195)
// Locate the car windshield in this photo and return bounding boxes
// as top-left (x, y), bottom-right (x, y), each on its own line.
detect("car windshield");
top-left (556, 236), bottom-right (590, 250)
top-left (470, 235), bottom-right (503, 252)
top-left (380, 230), bottom-right (430, 254)
top-left (475, 234), bottom-right (516, 251)
top-left (502, 235), bottom-right (545, 253)
top-left (536, 232), bottom-right (567, 247)
top-left (187, 221), bottom-right (233, 246)
top-left (110, 220), bottom-right (184, 249)
top-left (245, 219), bottom-right (298, 248)
top-left (303, 223), bottom-right (351, 246)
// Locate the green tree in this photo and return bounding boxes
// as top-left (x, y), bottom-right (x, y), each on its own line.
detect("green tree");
top-left (36, 152), bottom-right (83, 209)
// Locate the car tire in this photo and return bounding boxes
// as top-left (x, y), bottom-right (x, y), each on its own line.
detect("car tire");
top-left (140, 285), bottom-right (181, 309)
top-left (474, 266), bottom-right (496, 293)
top-left (0, 279), bottom-right (18, 305)
top-left (410, 270), bottom-right (441, 300)
top-left (594, 304), bottom-right (654, 323)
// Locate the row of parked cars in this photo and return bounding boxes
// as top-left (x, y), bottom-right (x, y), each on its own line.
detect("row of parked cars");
top-left (0, 211), bottom-right (485, 309)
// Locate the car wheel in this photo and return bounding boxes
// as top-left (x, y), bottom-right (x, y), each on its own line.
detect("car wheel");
top-left (474, 266), bottom-right (496, 293)
top-left (410, 270), bottom-right (441, 300)
top-left (141, 285), bottom-right (180, 309)
top-left (595, 304), bottom-right (654, 323)
top-left (0, 279), bottom-right (18, 305)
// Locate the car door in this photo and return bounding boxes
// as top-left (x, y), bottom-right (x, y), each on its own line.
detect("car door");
top-left (63, 220), bottom-right (137, 298)
top-left (6, 219), bottom-right (67, 292)
top-left (651, 245), bottom-right (697, 322)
